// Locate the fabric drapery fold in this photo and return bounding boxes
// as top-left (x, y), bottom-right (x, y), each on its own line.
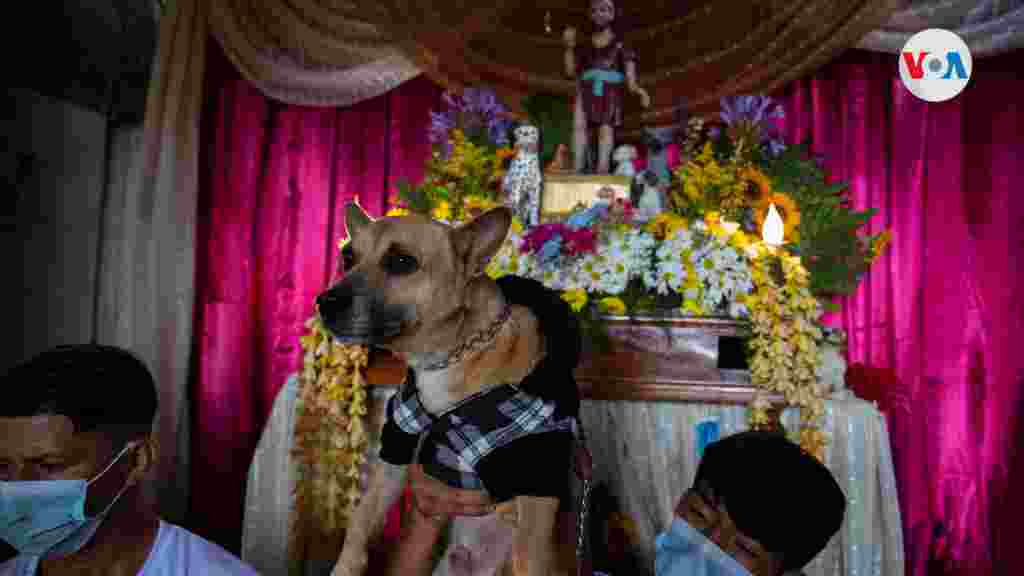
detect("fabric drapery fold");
top-left (857, 0), bottom-right (1024, 57)
top-left (94, 0), bottom-right (209, 526)
top-left (207, 0), bottom-right (421, 108)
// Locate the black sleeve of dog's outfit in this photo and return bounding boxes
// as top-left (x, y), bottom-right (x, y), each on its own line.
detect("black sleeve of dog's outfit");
top-left (476, 430), bottom-right (574, 503)
top-left (495, 275), bottom-right (582, 418)
top-left (378, 418), bottom-right (419, 466)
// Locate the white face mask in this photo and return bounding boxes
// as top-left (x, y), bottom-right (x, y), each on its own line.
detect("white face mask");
top-left (655, 517), bottom-right (753, 576)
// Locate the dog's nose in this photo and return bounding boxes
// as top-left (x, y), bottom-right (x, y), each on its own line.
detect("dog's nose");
top-left (316, 288), bottom-right (348, 314)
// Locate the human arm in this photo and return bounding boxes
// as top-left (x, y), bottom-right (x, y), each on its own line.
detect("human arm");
top-left (624, 59), bottom-right (650, 108)
top-left (408, 463), bottom-right (496, 518)
top-left (563, 28), bottom-right (577, 77)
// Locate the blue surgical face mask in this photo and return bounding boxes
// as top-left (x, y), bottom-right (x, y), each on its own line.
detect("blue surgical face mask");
top-left (655, 517), bottom-right (754, 576)
top-left (0, 443), bottom-right (135, 558)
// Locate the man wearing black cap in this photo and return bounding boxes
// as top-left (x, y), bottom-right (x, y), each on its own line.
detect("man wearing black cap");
top-left (657, 431), bottom-right (846, 576)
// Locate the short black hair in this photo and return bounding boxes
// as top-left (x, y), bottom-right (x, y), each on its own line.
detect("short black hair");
top-left (693, 430), bottom-right (846, 572)
top-left (2, 344), bottom-right (158, 447)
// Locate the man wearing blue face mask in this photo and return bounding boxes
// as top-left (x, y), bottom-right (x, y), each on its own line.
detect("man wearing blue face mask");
top-left (656, 431), bottom-right (846, 576)
top-left (0, 344), bottom-right (259, 575)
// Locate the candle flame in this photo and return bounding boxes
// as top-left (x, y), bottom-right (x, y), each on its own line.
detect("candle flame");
top-left (762, 203), bottom-right (784, 246)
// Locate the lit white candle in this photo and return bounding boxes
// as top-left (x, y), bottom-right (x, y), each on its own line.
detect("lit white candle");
top-left (762, 203), bottom-right (784, 246)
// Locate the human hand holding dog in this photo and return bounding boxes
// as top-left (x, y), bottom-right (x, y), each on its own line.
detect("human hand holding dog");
top-left (410, 463), bottom-right (496, 519)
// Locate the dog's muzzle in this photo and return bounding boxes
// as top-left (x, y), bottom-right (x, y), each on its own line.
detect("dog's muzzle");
top-left (316, 275), bottom-right (406, 345)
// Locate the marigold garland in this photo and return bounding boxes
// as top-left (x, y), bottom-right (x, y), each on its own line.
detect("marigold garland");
top-left (744, 246), bottom-right (827, 461)
top-left (289, 316), bottom-right (369, 567)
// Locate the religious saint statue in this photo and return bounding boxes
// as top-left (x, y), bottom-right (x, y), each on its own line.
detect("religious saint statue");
top-left (563, 0), bottom-right (651, 174)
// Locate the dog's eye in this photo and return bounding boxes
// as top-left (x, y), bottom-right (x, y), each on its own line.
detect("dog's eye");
top-left (381, 250), bottom-right (418, 275)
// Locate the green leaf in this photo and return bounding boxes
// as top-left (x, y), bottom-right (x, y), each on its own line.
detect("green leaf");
top-left (395, 179), bottom-right (432, 214)
top-left (520, 92), bottom-right (572, 166)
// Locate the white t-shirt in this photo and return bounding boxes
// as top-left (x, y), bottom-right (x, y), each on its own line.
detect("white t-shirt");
top-left (0, 521), bottom-right (259, 575)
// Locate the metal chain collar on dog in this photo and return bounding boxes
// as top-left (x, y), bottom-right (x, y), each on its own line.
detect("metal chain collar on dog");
top-left (417, 305), bottom-right (513, 371)
top-left (576, 477), bottom-right (592, 561)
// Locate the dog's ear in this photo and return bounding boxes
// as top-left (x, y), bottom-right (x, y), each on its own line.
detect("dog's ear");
top-left (345, 202), bottom-right (373, 240)
top-left (452, 207), bottom-right (512, 276)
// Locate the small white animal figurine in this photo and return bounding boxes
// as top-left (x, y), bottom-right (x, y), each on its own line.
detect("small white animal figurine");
top-left (630, 170), bottom-right (664, 222)
top-left (612, 144), bottom-right (638, 177)
top-left (503, 125), bottom-right (543, 226)
top-left (817, 330), bottom-right (850, 398)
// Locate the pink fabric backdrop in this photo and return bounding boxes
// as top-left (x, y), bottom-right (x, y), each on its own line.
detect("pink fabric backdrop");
top-left (775, 50), bottom-right (1024, 576)
top-left (191, 41), bottom-right (441, 552)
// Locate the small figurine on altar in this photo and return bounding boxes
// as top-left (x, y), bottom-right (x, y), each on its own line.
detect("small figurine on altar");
top-left (629, 170), bottom-right (665, 222)
top-left (563, 0), bottom-right (651, 174)
top-left (641, 126), bottom-right (678, 186)
top-left (612, 144), bottom-right (638, 177)
top-left (596, 185), bottom-right (618, 203)
top-left (503, 124), bottom-right (543, 226)
top-left (545, 143), bottom-right (572, 173)
top-left (818, 326), bottom-right (850, 398)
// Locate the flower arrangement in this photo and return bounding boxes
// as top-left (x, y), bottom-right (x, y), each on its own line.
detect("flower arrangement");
top-left (290, 315), bottom-right (369, 565)
top-left (395, 88), bottom-right (517, 223)
top-left (379, 93), bottom-right (890, 459)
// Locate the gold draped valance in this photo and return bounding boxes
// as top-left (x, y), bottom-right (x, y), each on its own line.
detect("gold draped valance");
top-left (207, 0), bottom-right (421, 108)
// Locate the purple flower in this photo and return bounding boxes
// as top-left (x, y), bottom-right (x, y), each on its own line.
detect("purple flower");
top-left (763, 135), bottom-right (786, 157)
top-left (719, 95), bottom-right (784, 127)
top-left (428, 87), bottom-right (512, 157)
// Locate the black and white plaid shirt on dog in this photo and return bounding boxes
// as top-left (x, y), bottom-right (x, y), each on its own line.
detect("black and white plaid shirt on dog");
top-left (378, 275), bottom-right (584, 502)
top-left (386, 374), bottom-right (578, 491)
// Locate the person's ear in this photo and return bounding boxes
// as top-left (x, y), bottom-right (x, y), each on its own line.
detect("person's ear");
top-left (125, 435), bottom-right (159, 486)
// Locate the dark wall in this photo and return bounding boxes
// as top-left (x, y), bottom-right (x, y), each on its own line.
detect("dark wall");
top-left (5, 89), bottom-right (109, 370)
top-left (12, 0), bottom-right (157, 124)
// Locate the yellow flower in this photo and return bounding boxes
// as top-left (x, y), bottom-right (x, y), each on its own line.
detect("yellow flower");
top-left (645, 213), bottom-right (688, 240)
top-left (385, 207), bottom-right (410, 217)
top-left (754, 192), bottom-right (801, 243)
top-left (463, 195), bottom-right (497, 212)
top-left (510, 217), bottom-right (524, 234)
top-left (561, 289), bottom-right (588, 312)
top-left (869, 229), bottom-right (891, 262)
top-left (740, 165), bottom-right (772, 206)
top-left (597, 296), bottom-right (627, 315)
top-left (431, 200), bottom-right (452, 221)
top-left (681, 299), bottom-right (703, 315)
top-left (495, 146), bottom-right (516, 163)
top-left (703, 211), bottom-right (731, 240)
top-left (729, 230), bottom-right (752, 250)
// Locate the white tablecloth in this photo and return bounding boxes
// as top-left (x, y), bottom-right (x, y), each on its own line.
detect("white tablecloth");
top-left (241, 377), bottom-right (903, 576)
top-left (580, 396), bottom-right (904, 576)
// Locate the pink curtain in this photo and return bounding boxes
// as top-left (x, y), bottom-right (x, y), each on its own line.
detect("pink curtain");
top-left (190, 41), bottom-right (441, 552)
top-left (776, 49), bottom-right (1024, 576)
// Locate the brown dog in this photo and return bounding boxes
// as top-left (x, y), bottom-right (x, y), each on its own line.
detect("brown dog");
top-left (319, 203), bottom-right (576, 576)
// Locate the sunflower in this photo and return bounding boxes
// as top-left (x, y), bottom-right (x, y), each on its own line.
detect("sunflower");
top-left (740, 165), bottom-right (772, 206)
top-left (755, 192), bottom-right (801, 243)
